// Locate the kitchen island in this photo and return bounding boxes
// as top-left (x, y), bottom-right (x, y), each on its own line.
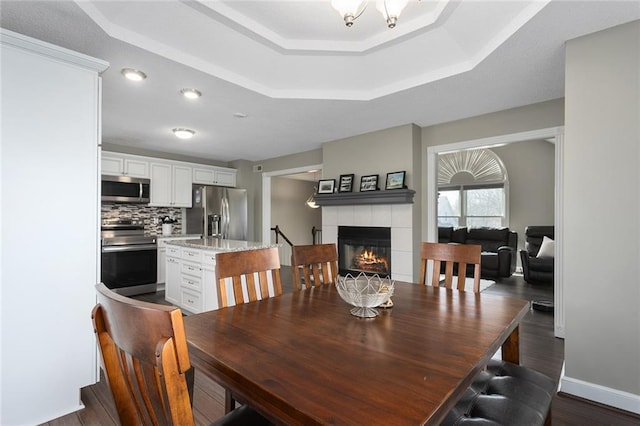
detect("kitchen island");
top-left (164, 237), bottom-right (277, 314)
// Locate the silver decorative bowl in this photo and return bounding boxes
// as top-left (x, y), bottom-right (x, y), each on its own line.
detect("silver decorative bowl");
top-left (335, 273), bottom-right (395, 318)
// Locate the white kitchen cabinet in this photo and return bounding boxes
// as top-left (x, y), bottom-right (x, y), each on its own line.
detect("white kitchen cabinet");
top-left (164, 246), bottom-right (219, 313)
top-left (164, 239), bottom-right (272, 314)
top-left (150, 163), bottom-right (193, 207)
top-left (101, 154), bottom-right (149, 178)
top-left (157, 236), bottom-right (200, 284)
top-left (165, 245), bottom-right (212, 313)
top-left (165, 248), bottom-right (181, 306)
top-left (213, 169), bottom-right (236, 187)
top-left (192, 165), bottom-right (236, 187)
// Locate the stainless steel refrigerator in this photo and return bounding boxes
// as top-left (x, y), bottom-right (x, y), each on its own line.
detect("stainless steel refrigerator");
top-left (186, 185), bottom-right (248, 240)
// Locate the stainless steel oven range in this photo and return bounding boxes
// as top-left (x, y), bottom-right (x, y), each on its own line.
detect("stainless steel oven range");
top-left (101, 218), bottom-right (157, 296)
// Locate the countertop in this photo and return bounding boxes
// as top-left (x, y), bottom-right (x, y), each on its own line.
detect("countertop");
top-left (157, 234), bottom-right (202, 239)
top-left (164, 237), bottom-right (278, 252)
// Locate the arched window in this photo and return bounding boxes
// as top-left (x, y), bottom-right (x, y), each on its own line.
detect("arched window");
top-left (437, 149), bottom-right (508, 228)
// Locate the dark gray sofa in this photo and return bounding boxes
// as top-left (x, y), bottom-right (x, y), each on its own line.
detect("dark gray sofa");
top-left (438, 227), bottom-right (518, 279)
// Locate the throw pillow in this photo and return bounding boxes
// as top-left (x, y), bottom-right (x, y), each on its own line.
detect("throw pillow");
top-left (537, 236), bottom-right (555, 259)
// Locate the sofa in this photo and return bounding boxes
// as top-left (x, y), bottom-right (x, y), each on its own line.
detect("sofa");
top-left (438, 227), bottom-right (518, 279)
top-left (520, 226), bottom-right (554, 284)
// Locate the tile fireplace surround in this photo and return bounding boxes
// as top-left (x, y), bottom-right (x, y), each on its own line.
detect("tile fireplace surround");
top-left (322, 204), bottom-right (413, 283)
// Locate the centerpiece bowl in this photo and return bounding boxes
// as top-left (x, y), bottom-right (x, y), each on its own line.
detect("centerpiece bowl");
top-left (335, 273), bottom-right (394, 318)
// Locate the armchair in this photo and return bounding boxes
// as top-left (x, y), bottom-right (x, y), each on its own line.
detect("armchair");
top-left (520, 226), bottom-right (554, 284)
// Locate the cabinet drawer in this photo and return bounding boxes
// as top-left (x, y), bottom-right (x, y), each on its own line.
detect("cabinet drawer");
top-left (167, 246), bottom-right (181, 257)
top-left (181, 261), bottom-right (201, 277)
top-left (182, 248), bottom-right (202, 262)
top-left (202, 251), bottom-right (217, 266)
top-left (180, 290), bottom-right (202, 313)
top-left (181, 274), bottom-right (202, 292)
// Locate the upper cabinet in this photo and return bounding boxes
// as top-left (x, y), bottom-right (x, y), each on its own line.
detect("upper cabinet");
top-left (101, 152), bottom-right (237, 206)
top-left (102, 154), bottom-right (149, 178)
top-left (192, 166), bottom-right (237, 187)
top-left (149, 163), bottom-right (193, 207)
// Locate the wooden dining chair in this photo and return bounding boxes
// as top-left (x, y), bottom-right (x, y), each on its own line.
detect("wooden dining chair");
top-left (291, 243), bottom-right (339, 290)
top-left (91, 282), bottom-right (269, 426)
top-left (215, 247), bottom-right (283, 413)
top-left (215, 246), bottom-right (283, 308)
top-left (419, 242), bottom-right (482, 292)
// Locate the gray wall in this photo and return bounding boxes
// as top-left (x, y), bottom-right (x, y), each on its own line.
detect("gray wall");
top-left (492, 141), bottom-right (555, 260)
top-left (421, 99), bottom-right (565, 147)
top-left (564, 21), bottom-right (639, 398)
top-left (271, 176), bottom-right (322, 247)
top-left (420, 99), bottom-right (564, 244)
top-left (323, 124), bottom-right (423, 278)
top-left (322, 124), bottom-right (420, 190)
top-left (239, 149), bottom-right (323, 243)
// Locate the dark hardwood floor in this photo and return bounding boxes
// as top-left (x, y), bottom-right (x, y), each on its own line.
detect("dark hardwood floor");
top-left (43, 270), bottom-right (640, 425)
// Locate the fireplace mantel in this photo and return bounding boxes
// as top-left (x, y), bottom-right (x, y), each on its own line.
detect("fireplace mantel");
top-left (314, 189), bottom-right (415, 206)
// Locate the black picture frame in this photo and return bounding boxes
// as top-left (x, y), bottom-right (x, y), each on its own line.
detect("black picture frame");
top-left (359, 174), bottom-right (379, 192)
top-left (317, 179), bottom-right (336, 194)
top-left (385, 171), bottom-right (406, 190)
top-left (338, 174), bottom-right (354, 192)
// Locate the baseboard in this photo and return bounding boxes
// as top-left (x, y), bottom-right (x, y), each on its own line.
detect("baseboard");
top-left (560, 374), bottom-right (640, 415)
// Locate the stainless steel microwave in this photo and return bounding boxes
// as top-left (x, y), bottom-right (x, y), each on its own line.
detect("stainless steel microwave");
top-left (101, 175), bottom-right (150, 203)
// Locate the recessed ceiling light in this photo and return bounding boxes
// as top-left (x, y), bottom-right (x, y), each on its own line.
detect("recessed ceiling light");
top-left (121, 68), bottom-right (147, 82)
top-left (233, 112), bottom-right (248, 118)
top-left (180, 88), bottom-right (202, 99)
top-left (172, 128), bottom-right (195, 139)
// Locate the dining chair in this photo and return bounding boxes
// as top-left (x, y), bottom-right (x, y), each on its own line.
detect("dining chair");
top-left (417, 244), bottom-right (557, 425)
top-left (419, 241), bottom-right (482, 292)
top-left (215, 246), bottom-right (283, 308)
top-left (215, 246), bottom-right (283, 412)
top-left (91, 282), bottom-right (269, 426)
top-left (291, 243), bottom-right (339, 290)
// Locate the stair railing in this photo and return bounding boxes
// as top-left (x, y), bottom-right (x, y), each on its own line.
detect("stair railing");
top-left (271, 225), bottom-right (293, 266)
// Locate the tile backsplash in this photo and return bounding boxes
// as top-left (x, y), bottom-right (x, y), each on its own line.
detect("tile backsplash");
top-left (101, 203), bottom-right (184, 236)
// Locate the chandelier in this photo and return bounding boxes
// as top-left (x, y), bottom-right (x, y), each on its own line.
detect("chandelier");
top-left (331, 0), bottom-right (409, 28)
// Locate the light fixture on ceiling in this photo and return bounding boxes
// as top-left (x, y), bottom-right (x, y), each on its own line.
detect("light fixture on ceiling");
top-left (306, 170), bottom-right (321, 209)
top-left (331, 0), bottom-right (409, 28)
top-left (172, 128), bottom-right (195, 139)
top-left (180, 88), bottom-right (202, 99)
top-left (121, 68), bottom-right (147, 82)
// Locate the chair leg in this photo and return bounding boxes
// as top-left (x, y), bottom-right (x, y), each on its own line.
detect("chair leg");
top-left (224, 389), bottom-right (236, 414)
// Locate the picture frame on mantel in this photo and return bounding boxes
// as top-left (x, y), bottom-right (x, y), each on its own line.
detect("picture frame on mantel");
top-left (318, 179), bottom-right (336, 194)
top-left (360, 174), bottom-right (379, 192)
top-left (385, 171), bottom-right (406, 190)
top-left (338, 174), bottom-right (354, 192)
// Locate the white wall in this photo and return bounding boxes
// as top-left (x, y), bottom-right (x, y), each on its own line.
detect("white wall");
top-left (562, 21), bottom-right (640, 412)
top-left (0, 30), bottom-right (107, 424)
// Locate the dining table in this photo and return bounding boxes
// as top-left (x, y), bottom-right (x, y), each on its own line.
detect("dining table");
top-left (183, 281), bottom-right (529, 425)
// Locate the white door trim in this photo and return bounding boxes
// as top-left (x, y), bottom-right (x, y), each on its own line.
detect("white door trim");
top-left (426, 126), bottom-right (565, 338)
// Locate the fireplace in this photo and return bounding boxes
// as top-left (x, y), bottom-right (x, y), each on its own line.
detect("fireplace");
top-left (338, 226), bottom-right (391, 277)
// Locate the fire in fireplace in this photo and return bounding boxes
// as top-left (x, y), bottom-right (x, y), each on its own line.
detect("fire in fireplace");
top-left (338, 226), bottom-right (391, 276)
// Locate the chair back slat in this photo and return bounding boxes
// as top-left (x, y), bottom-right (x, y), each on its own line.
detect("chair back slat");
top-left (92, 283), bottom-right (194, 426)
top-left (216, 247), bottom-right (283, 308)
top-left (291, 244), bottom-right (339, 290)
top-left (420, 242), bottom-right (482, 293)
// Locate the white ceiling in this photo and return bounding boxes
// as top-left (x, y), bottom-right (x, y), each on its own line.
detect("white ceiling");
top-left (1, 1), bottom-right (639, 163)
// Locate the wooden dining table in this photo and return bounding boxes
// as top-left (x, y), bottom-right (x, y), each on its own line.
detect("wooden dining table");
top-left (184, 282), bottom-right (529, 425)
